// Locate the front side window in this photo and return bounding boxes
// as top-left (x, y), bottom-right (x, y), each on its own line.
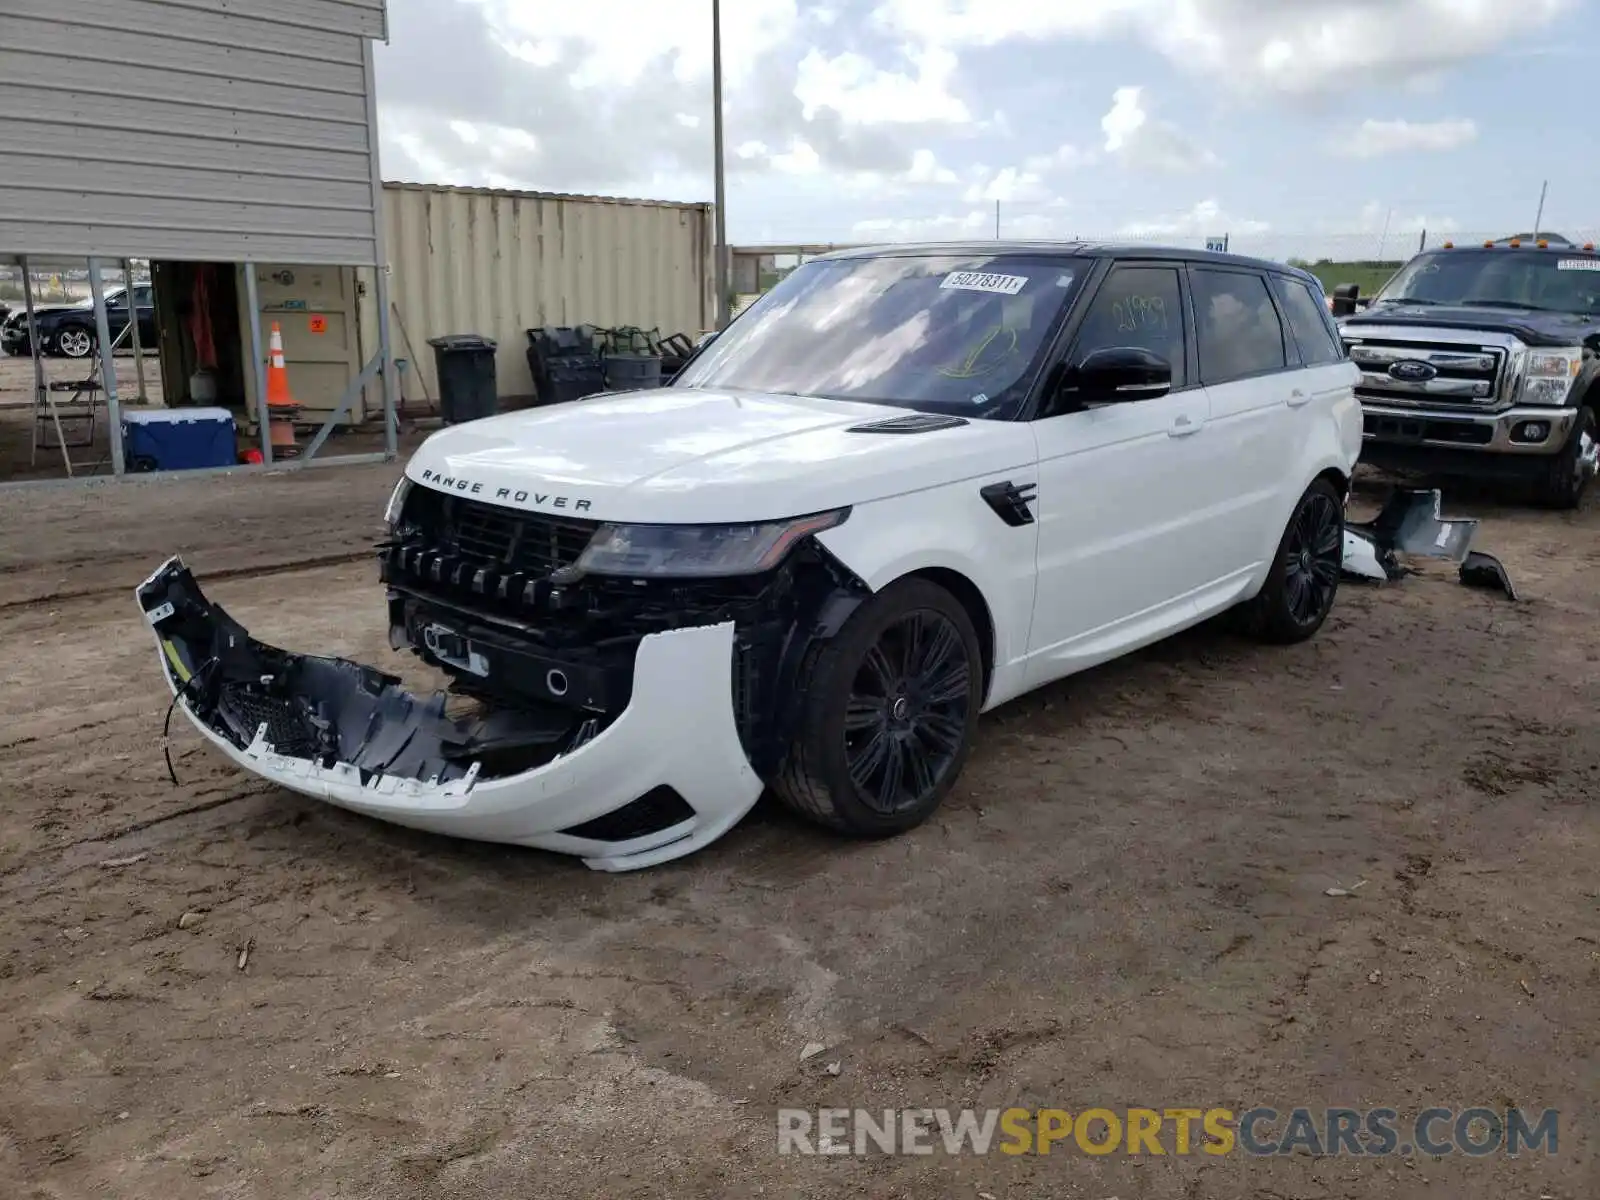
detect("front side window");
top-left (1192, 268), bottom-right (1288, 384)
top-left (1067, 265), bottom-right (1188, 389)
top-left (673, 254), bottom-right (1088, 419)
top-left (1273, 275), bottom-right (1343, 365)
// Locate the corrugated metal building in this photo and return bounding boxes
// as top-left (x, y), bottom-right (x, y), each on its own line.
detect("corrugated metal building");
top-left (368, 184), bottom-right (714, 404)
top-left (1, 0), bottom-right (388, 265)
top-left (1, 1), bottom-right (716, 481)
top-left (1, 0), bottom-right (397, 478)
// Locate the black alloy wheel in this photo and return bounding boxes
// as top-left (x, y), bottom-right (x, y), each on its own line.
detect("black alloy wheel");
top-left (843, 609), bottom-right (972, 815)
top-left (1282, 486), bottom-right (1343, 627)
top-left (1236, 476), bottom-right (1346, 644)
top-left (773, 576), bottom-right (983, 836)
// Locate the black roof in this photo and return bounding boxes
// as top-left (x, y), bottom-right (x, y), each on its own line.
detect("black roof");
top-left (811, 239), bottom-right (1316, 279)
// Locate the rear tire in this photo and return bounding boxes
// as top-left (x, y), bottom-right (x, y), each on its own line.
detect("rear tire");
top-left (773, 577), bottom-right (982, 837)
top-left (1533, 406), bottom-right (1596, 511)
top-left (1237, 477), bottom-right (1345, 645)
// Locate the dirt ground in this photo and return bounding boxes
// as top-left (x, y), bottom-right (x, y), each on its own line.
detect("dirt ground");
top-left (0, 463), bottom-right (1596, 1199)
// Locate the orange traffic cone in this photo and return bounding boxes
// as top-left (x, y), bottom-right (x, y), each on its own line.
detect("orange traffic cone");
top-left (265, 321), bottom-right (300, 453)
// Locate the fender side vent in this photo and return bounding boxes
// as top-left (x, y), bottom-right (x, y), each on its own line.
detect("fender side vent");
top-left (559, 785), bottom-right (695, 842)
top-left (847, 413), bottom-right (970, 434)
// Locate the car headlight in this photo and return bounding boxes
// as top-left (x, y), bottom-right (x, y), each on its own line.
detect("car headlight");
top-left (1520, 349), bottom-right (1582, 405)
top-left (568, 509), bottom-right (848, 578)
top-left (383, 476), bottom-right (413, 530)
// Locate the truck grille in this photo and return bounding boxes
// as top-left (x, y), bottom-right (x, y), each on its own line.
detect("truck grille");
top-left (403, 487), bottom-right (599, 577)
top-left (1344, 339), bottom-right (1506, 409)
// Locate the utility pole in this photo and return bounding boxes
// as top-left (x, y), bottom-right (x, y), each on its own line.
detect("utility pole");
top-left (995, 200), bottom-right (1000, 238)
top-left (711, 0), bottom-right (730, 329)
top-left (1532, 180), bottom-right (1548, 242)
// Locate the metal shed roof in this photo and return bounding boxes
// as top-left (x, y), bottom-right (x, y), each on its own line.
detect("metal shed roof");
top-left (0, 0), bottom-right (390, 267)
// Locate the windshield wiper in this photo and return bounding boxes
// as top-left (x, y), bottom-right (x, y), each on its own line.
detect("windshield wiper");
top-left (1456, 299), bottom-right (1555, 311)
top-left (1377, 296), bottom-right (1441, 306)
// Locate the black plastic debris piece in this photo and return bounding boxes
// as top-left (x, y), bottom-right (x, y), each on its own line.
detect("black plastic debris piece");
top-left (1458, 550), bottom-right (1518, 601)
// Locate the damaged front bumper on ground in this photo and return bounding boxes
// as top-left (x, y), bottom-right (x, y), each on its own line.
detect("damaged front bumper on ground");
top-left (135, 557), bottom-right (765, 871)
top-left (1340, 488), bottom-right (1518, 600)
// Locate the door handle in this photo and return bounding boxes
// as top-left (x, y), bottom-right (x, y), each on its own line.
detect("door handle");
top-left (1287, 388), bottom-right (1311, 408)
top-left (1168, 413), bottom-right (1201, 436)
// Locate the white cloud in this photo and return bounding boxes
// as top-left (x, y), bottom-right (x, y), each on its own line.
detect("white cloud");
top-left (1101, 87), bottom-right (1216, 172)
top-left (1115, 198), bottom-right (1268, 239)
top-left (1334, 118), bottom-right (1479, 159)
top-left (872, 0), bottom-right (1576, 96)
top-left (850, 208), bottom-right (1072, 242)
top-left (793, 46), bottom-right (970, 125)
top-left (1024, 143), bottom-right (1096, 174)
top-left (907, 149), bottom-right (959, 184)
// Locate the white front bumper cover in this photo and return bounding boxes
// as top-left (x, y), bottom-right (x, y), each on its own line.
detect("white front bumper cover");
top-left (137, 556), bottom-right (763, 872)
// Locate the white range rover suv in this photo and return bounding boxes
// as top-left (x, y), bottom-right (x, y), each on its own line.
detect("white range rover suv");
top-left (138, 242), bottom-right (1362, 871)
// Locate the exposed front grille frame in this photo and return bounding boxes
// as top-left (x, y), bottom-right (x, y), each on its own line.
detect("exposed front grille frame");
top-left (1341, 324), bottom-right (1527, 414)
top-left (403, 487), bottom-right (600, 579)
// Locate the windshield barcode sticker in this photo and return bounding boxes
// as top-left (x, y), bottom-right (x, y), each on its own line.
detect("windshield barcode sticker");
top-left (1556, 259), bottom-right (1600, 271)
top-left (941, 271), bottom-right (1028, 295)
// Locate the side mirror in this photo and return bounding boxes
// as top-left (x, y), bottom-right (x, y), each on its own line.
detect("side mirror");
top-left (1071, 345), bottom-right (1172, 403)
top-left (1330, 283), bottom-right (1360, 317)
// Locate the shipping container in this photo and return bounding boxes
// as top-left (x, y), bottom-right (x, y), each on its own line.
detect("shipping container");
top-left (362, 183), bottom-right (714, 407)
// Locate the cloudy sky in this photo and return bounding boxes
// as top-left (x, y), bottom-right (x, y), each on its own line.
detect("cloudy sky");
top-left (373, 0), bottom-right (1594, 258)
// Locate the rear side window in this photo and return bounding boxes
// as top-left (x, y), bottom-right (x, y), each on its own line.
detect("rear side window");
top-left (1191, 268), bottom-right (1287, 384)
top-left (1070, 265), bottom-right (1188, 389)
top-left (1273, 275), bottom-right (1343, 365)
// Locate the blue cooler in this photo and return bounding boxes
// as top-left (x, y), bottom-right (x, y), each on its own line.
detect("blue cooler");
top-left (122, 407), bottom-right (238, 472)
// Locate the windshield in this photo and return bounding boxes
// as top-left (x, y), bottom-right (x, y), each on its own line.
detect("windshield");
top-left (672, 253), bottom-right (1087, 418)
top-left (1375, 250), bottom-right (1600, 313)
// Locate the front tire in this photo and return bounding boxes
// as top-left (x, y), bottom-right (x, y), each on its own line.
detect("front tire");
top-left (1238, 477), bottom-right (1345, 644)
top-left (773, 577), bottom-right (982, 837)
top-left (55, 326), bottom-right (93, 359)
top-left (1534, 406), bottom-right (1596, 511)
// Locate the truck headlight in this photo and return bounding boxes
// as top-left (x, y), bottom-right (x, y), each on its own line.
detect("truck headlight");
top-left (1520, 349), bottom-right (1582, 405)
top-left (383, 476), bottom-right (413, 531)
top-left (570, 509), bottom-right (848, 578)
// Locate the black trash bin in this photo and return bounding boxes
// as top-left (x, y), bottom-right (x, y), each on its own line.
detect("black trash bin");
top-left (428, 333), bottom-right (499, 424)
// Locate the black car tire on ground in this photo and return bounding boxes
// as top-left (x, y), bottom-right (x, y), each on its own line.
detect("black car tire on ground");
top-left (773, 576), bottom-right (983, 837)
top-left (1236, 476), bottom-right (1345, 645)
top-left (1534, 405), bottom-right (1597, 511)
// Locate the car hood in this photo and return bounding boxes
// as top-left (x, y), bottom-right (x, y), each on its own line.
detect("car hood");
top-left (1341, 302), bottom-right (1600, 348)
top-left (4, 303), bottom-right (79, 323)
top-left (403, 386), bottom-right (1034, 524)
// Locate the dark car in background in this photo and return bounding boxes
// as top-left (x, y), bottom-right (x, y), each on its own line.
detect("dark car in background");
top-left (0, 284), bottom-right (157, 359)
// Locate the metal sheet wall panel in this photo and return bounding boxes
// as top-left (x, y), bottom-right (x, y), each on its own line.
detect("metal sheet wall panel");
top-left (377, 184), bottom-right (714, 401)
top-left (0, 0), bottom-right (385, 266)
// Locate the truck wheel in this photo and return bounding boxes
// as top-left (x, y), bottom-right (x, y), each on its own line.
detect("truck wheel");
top-left (1534, 406), bottom-right (1597, 511)
top-left (773, 576), bottom-right (982, 837)
top-left (1237, 477), bottom-right (1345, 645)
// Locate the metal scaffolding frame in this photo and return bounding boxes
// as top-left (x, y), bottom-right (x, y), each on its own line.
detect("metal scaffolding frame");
top-left (0, 249), bottom-right (398, 490)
